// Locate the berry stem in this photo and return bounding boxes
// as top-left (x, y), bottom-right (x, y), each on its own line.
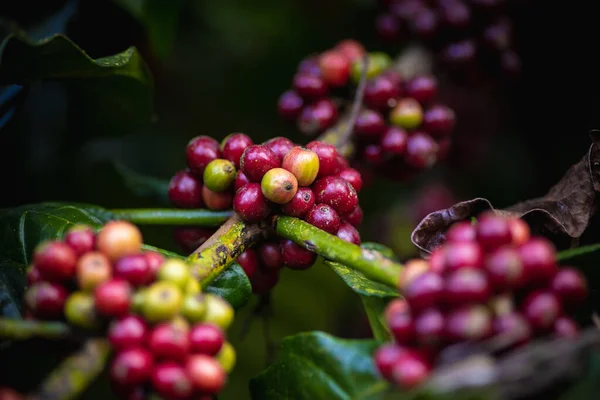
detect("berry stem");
top-left (187, 214), bottom-right (269, 287)
top-left (109, 208), bottom-right (232, 226)
top-left (335, 54), bottom-right (369, 149)
top-left (34, 338), bottom-right (111, 400)
top-left (273, 216), bottom-right (402, 287)
top-left (0, 318), bottom-right (71, 340)
top-left (360, 296), bottom-right (392, 342)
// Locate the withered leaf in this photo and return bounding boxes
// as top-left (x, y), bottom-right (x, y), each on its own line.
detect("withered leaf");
top-left (412, 133), bottom-right (600, 255)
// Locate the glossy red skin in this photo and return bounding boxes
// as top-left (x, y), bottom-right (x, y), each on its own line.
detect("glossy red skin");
top-left (364, 75), bottom-right (401, 110)
top-left (144, 251), bottom-right (165, 278)
top-left (233, 183), bottom-right (271, 223)
top-left (423, 105), bottom-right (456, 137)
top-left (258, 242), bottom-right (283, 270)
top-left (110, 348), bottom-right (153, 387)
top-left (405, 75), bottom-right (438, 105)
top-left (64, 226), bottom-right (96, 256)
top-left (292, 72), bottom-right (328, 99)
top-left (277, 90), bottom-right (304, 121)
top-left (485, 247), bottom-right (525, 292)
top-left (373, 344), bottom-right (406, 380)
top-left (380, 126), bottom-right (408, 156)
top-left (388, 309), bottom-right (415, 345)
top-left (280, 239), bottom-right (316, 270)
top-left (344, 205), bottom-right (363, 227)
top-left (114, 254), bottom-right (153, 286)
top-left (108, 315), bottom-right (149, 351)
top-left (189, 323), bottom-right (225, 356)
top-left (354, 109), bottom-right (387, 139)
top-left (337, 168), bottom-right (363, 193)
top-left (34, 241), bottom-right (77, 282)
top-left (445, 305), bottom-right (493, 343)
top-left (186, 136), bottom-right (221, 176)
top-left (250, 268), bottom-right (280, 294)
top-left (444, 267), bottom-right (491, 305)
top-left (25, 282), bottom-right (68, 319)
top-left (173, 227), bottom-right (216, 254)
top-left (445, 221), bottom-right (476, 243)
top-left (149, 322), bottom-right (191, 361)
top-left (306, 141), bottom-right (340, 177)
top-left (414, 307), bottom-right (445, 346)
top-left (334, 39), bottom-right (365, 62)
top-left (281, 187), bottom-right (316, 217)
top-left (202, 186), bottom-right (233, 210)
top-left (336, 222), bottom-right (361, 245)
top-left (404, 132), bottom-right (438, 169)
top-left (391, 351), bottom-right (431, 389)
top-left (236, 248), bottom-right (259, 278)
top-left (318, 50), bottom-right (350, 87)
top-left (444, 241), bottom-right (485, 272)
top-left (263, 137), bottom-right (295, 162)
top-left (312, 176), bottom-right (358, 216)
top-left (240, 145), bottom-right (280, 182)
top-left (27, 267), bottom-right (43, 285)
top-left (550, 268), bottom-right (588, 307)
top-left (518, 238), bottom-right (558, 287)
top-left (152, 362), bottom-right (194, 400)
top-left (492, 312), bottom-right (532, 347)
top-left (297, 99), bottom-right (338, 135)
top-left (553, 316), bottom-right (580, 338)
top-left (168, 170), bottom-right (204, 209)
top-left (305, 204), bottom-right (341, 234)
top-left (94, 279), bottom-right (132, 318)
top-left (375, 12), bottom-right (401, 41)
top-left (476, 215), bottom-right (512, 251)
top-left (404, 271), bottom-right (444, 312)
top-left (185, 355), bottom-right (227, 394)
top-left (222, 133), bottom-right (253, 169)
top-left (508, 218), bottom-right (531, 246)
top-left (521, 290), bottom-right (562, 332)
top-left (234, 171), bottom-right (252, 192)
top-left (362, 143), bottom-right (385, 165)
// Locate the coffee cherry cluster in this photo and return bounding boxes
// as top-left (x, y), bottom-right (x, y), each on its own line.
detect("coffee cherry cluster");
top-left (374, 0), bottom-right (522, 78)
top-left (234, 139), bottom-right (364, 294)
top-left (277, 39), bottom-right (456, 182)
top-left (24, 221), bottom-right (236, 399)
top-left (373, 213), bottom-right (589, 390)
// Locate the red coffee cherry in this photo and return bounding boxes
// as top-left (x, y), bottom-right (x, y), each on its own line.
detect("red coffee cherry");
top-left (318, 50), bottom-right (351, 87)
top-left (236, 249), bottom-right (259, 278)
top-left (96, 220), bottom-right (143, 262)
top-left (221, 133), bottom-right (254, 168)
top-left (337, 168), bottom-right (363, 193)
top-left (336, 222), bottom-right (361, 245)
top-left (282, 147), bottom-right (320, 186)
top-left (233, 183), bottom-right (271, 223)
top-left (64, 225), bottom-right (96, 256)
top-left (25, 282), bottom-right (68, 319)
top-left (110, 348), bottom-right (153, 387)
top-left (312, 176), bottom-right (358, 216)
top-left (306, 141), bottom-right (340, 177)
top-left (189, 323), bottom-right (225, 356)
top-left (263, 136), bottom-right (295, 162)
top-left (240, 145), bottom-right (280, 182)
top-left (152, 362), bottom-right (194, 400)
top-left (305, 204), bottom-right (341, 234)
top-left (185, 355), bottom-right (227, 394)
top-left (202, 186), bottom-right (234, 210)
top-left (114, 254), bottom-right (153, 286)
top-left (280, 239), bottom-right (316, 270)
top-left (297, 99), bottom-right (339, 135)
top-left (186, 136), bottom-right (221, 176)
top-left (168, 170), bottom-right (204, 208)
top-left (281, 187), bottom-right (316, 218)
top-left (278, 90), bottom-right (304, 121)
top-left (149, 322), bottom-right (191, 361)
top-left (257, 241), bottom-right (284, 270)
top-left (108, 315), bottom-right (149, 351)
top-left (404, 271), bottom-right (444, 312)
top-left (518, 238), bottom-right (558, 287)
top-left (550, 268), bottom-right (588, 308)
top-left (344, 205), bottom-right (364, 227)
top-left (374, 344), bottom-right (406, 380)
top-left (94, 279), bottom-right (132, 318)
top-left (521, 290), bottom-right (562, 333)
top-left (33, 241), bottom-right (77, 282)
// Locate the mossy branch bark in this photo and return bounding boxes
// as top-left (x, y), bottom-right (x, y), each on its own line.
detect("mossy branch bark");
top-left (0, 319), bottom-right (71, 340)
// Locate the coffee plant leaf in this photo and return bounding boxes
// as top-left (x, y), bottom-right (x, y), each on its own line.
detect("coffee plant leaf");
top-left (113, 161), bottom-right (170, 205)
top-left (205, 263), bottom-right (251, 310)
top-left (327, 261), bottom-right (399, 299)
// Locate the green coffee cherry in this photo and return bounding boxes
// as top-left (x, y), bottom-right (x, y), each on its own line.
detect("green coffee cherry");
top-left (216, 341), bottom-right (236, 373)
top-left (203, 159), bottom-right (236, 192)
top-left (185, 278), bottom-right (201, 295)
top-left (157, 259), bottom-right (191, 290)
top-left (203, 294), bottom-right (234, 330)
top-left (390, 98), bottom-right (424, 129)
top-left (142, 281), bottom-right (183, 323)
top-left (64, 292), bottom-right (100, 329)
top-left (131, 288), bottom-right (147, 314)
top-left (181, 293), bottom-right (207, 323)
top-left (350, 52), bottom-right (393, 83)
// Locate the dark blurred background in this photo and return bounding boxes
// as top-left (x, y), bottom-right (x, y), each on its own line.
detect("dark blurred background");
top-left (1, 0), bottom-right (599, 398)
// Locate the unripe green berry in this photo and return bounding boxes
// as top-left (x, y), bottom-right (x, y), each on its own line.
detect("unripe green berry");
top-left (157, 259), bottom-right (191, 290)
top-left (216, 341), bottom-right (236, 373)
top-left (181, 293), bottom-right (207, 323)
top-left (131, 288), bottom-right (147, 314)
top-left (351, 52), bottom-right (392, 83)
top-left (261, 168), bottom-right (298, 204)
top-left (203, 159), bottom-right (236, 192)
top-left (390, 98), bottom-right (424, 129)
top-left (64, 292), bottom-right (100, 329)
top-left (142, 281), bottom-right (183, 323)
top-left (204, 294), bottom-right (234, 330)
top-left (282, 147), bottom-right (320, 186)
top-left (185, 278), bottom-right (201, 295)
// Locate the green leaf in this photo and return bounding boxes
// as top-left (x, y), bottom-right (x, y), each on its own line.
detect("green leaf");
top-left (0, 259), bottom-right (24, 318)
top-left (249, 331), bottom-right (389, 400)
top-left (0, 34), bottom-right (153, 136)
top-left (205, 264), bottom-right (251, 310)
top-left (113, 161), bottom-right (170, 205)
top-left (327, 261), bottom-right (399, 298)
top-left (557, 244), bottom-right (600, 261)
top-left (361, 296), bottom-right (391, 342)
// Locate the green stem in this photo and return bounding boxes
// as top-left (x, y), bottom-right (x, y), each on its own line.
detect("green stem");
top-left (109, 208), bottom-right (232, 226)
top-left (0, 319), bottom-right (71, 340)
top-left (187, 214), bottom-right (268, 288)
top-left (34, 338), bottom-right (111, 400)
top-left (273, 216), bottom-right (402, 287)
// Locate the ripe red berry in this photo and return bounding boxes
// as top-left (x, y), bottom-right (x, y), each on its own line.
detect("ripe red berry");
top-left (410, 8), bottom-right (438, 38)
top-left (64, 225), bottom-right (96, 256)
top-left (298, 99), bottom-right (339, 135)
top-left (277, 90), bottom-right (304, 121)
top-left (423, 105), bottom-right (456, 137)
top-left (236, 249), bottom-right (259, 278)
top-left (234, 171), bottom-right (252, 192)
top-left (521, 290), bottom-right (562, 332)
top-left (550, 268), bottom-right (588, 308)
top-left (263, 136), bottom-right (295, 162)
top-left (110, 348), bottom-right (153, 387)
top-left (221, 133), bottom-right (254, 169)
top-left (185, 354), bottom-right (227, 394)
top-left (293, 72), bottom-right (328, 100)
top-left (261, 168), bottom-right (298, 204)
top-left (518, 238), bottom-right (558, 286)
top-left (114, 254), bottom-right (153, 286)
top-left (186, 136), bottom-right (221, 176)
top-left (189, 323), bottom-right (224, 356)
top-left (405, 75), bottom-right (437, 105)
top-left (173, 227), bottom-right (215, 253)
top-left (364, 75), bottom-right (401, 110)
top-left (96, 221), bottom-right (143, 262)
top-left (305, 204), bottom-right (341, 234)
top-left (445, 305), bottom-right (492, 342)
top-left (335, 39), bottom-right (366, 62)
top-left (202, 186), bottom-right (233, 210)
top-left (108, 315), bottom-right (149, 351)
top-left (445, 221), bottom-right (476, 243)
top-left (282, 146), bottom-right (320, 186)
top-left (306, 141), bottom-right (340, 177)
top-left (319, 50), bottom-right (350, 87)
top-left (149, 322), bottom-right (190, 361)
top-left (476, 214), bottom-right (512, 251)
top-left (281, 187), bottom-right (316, 218)
top-left (508, 218), bottom-right (530, 246)
top-left (553, 316), bottom-right (579, 338)
top-left (444, 241), bottom-right (484, 272)
top-left (336, 222), bottom-right (361, 245)
top-left (168, 170), bottom-right (204, 208)
top-left (337, 168), bottom-right (363, 193)
top-left (399, 259), bottom-right (430, 292)
top-left (404, 132), bottom-right (438, 169)
top-left (94, 279), bottom-right (132, 318)
top-left (250, 268), bottom-right (281, 295)
top-left (414, 307), bottom-right (445, 346)
top-left (258, 242), bottom-right (283, 270)
top-left (240, 145), bottom-right (280, 182)
top-left (444, 267), bottom-right (490, 305)
top-left (388, 309), bottom-right (415, 345)
top-left (312, 176), bottom-right (358, 216)
top-left (492, 312), bottom-right (531, 347)
top-left (391, 351), bottom-right (431, 389)
top-left (34, 241), bottom-right (77, 282)
top-left (428, 247), bottom-right (447, 274)
top-left (404, 271), bottom-right (444, 311)
top-left (354, 109), bottom-right (387, 138)
top-left (297, 57), bottom-right (321, 76)
top-left (374, 344), bottom-right (405, 380)
top-left (385, 298), bottom-right (410, 322)
top-left (152, 362), bottom-right (194, 400)
top-left (380, 126), bottom-right (408, 156)
top-left (144, 251), bottom-right (164, 278)
top-left (233, 183), bottom-right (271, 223)
top-left (344, 205), bottom-right (364, 227)
top-left (485, 247), bottom-right (525, 291)
top-left (76, 251), bottom-right (112, 291)
top-left (27, 266), bottom-right (42, 285)
top-left (280, 239), bottom-right (316, 270)
top-left (441, 40), bottom-right (476, 66)
top-left (25, 282), bottom-right (68, 319)
top-left (375, 12), bottom-right (401, 41)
